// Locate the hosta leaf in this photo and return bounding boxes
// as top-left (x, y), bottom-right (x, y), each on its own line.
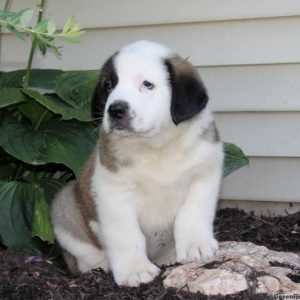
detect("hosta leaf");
top-left (223, 142), bottom-right (249, 177)
top-left (31, 190), bottom-right (54, 243)
top-left (55, 71), bottom-right (98, 109)
top-left (0, 71), bottom-right (25, 87)
top-left (17, 96), bottom-right (51, 126)
top-left (0, 87), bottom-right (26, 107)
top-left (31, 178), bottom-right (65, 243)
top-left (22, 88), bottom-right (91, 122)
top-left (0, 179), bottom-right (64, 252)
top-left (0, 69), bottom-right (64, 89)
top-left (0, 181), bottom-right (41, 253)
top-left (0, 118), bottom-right (98, 177)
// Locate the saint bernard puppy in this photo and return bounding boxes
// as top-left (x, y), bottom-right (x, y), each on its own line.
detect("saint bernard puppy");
top-left (51, 40), bottom-right (224, 287)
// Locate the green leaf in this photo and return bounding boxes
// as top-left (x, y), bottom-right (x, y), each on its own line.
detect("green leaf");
top-left (55, 71), bottom-right (99, 109)
top-left (0, 179), bottom-right (64, 252)
top-left (6, 24), bottom-right (25, 40)
top-left (57, 36), bottom-right (81, 44)
top-left (0, 87), bottom-right (27, 107)
top-left (0, 70), bottom-right (25, 87)
top-left (29, 69), bottom-right (64, 89)
top-left (62, 16), bottom-right (74, 33)
top-left (32, 178), bottom-right (65, 243)
top-left (0, 118), bottom-right (98, 177)
top-left (61, 28), bottom-right (85, 38)
top-left (8, 15), bottom-right (20, 26)
top-left (223, 142), bottom-right (249, 177)
top-left (0, 10), bottom-right (16, 18)
top-left (0, 69), bottom-right (64, 89)
top-left (35, 19), bottom-right (48, 33)
top-left (22, 89), bottom-right (91, 122)
top-left (31, 190), bottom-right (54, 243)
top-left (47, 20), bottom-right (56, 35)
top-left (33, 32), bottom-right (61, 56)
top-left (17, 96), bottom-right (51, 126)
top-left (36, 35), bottom-right (47, 55)
top-left (0, 181), bottom-right (41, 253)
top-left (20, 9), bottom-right (34, 28)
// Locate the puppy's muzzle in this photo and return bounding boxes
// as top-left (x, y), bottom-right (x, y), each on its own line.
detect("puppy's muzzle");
top-left (108, 100), bottom-right (131, 130)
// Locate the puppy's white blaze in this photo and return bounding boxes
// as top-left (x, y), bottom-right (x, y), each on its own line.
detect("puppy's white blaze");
top-left (119, 40), bottom-right (174, 61)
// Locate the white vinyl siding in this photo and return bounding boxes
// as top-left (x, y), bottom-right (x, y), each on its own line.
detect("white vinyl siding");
top-left (1, 0), bottom-right (300, 203)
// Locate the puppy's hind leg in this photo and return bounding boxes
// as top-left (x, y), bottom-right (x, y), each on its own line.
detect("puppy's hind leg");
top-left (62, 249), bottom-right (80, 275)
top-left (51, 181), bottom-right (109, 274)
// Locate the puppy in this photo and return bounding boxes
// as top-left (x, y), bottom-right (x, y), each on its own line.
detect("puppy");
top-left (51, 40), bottom-right (224, 287)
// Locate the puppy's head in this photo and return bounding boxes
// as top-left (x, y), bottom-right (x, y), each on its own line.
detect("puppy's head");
top-left (91, 40), bottom-right (208, 136)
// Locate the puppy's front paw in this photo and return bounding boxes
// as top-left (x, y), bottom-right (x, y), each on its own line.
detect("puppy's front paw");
top-left (113, 258), bottom-right (160, 287)
top-left (176, 234), bottom-right (218, 264)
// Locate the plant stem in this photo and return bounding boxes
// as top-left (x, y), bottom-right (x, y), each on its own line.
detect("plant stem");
top-left (23, 0), bottom-right (47, 88)
top-left (34, 110), bottom-right (48, 131)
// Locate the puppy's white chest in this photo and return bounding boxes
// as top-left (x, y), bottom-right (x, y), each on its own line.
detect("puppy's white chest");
top-left (131, 151), bottom-right (196, 229)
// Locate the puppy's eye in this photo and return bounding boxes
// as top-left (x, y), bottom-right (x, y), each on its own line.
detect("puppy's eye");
top-left (143, 80), bottom-right (154, 90)
top-left (104, 80), bottom-right (112, 92)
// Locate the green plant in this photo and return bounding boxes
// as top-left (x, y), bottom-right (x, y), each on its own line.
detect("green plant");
top-left (0, 2), bottom-right (248, 255)
top-left (0, 1), bottom-right (97, 255)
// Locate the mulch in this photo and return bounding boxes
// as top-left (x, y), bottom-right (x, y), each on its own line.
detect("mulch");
top-left (0, 208), bottom-right (299, 300)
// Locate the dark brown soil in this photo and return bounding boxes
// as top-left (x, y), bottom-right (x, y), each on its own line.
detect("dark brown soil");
top-left (0, 208), bottom-right (299, 300)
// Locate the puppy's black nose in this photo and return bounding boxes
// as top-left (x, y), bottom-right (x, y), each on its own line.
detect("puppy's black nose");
top-left (108, 101), bottom-right (129, 120)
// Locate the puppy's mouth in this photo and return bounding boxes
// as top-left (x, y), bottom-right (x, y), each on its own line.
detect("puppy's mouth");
top-left (110, 118), bottom-right (132, 131)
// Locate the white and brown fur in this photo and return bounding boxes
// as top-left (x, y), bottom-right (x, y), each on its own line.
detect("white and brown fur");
top-left (51, 40), bottom-right (224, 287)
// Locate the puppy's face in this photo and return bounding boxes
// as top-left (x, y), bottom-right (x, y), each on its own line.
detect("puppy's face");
top-left (91, 40), bottom-right (208, 137)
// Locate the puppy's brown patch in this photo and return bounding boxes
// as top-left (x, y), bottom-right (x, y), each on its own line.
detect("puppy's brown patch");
top-left (99, 132), bottom-right (118, 172)
top-left (75, 152), bottom-right (101, 248)
top-left (167, 55), bottom-right (202, 84)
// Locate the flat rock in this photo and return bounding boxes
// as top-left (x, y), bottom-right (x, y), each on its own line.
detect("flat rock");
top-left (163, 241), bottom-right (300, 296)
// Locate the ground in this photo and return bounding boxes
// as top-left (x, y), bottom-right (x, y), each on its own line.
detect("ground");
top-left (0, 208), bottom-right (299, 300)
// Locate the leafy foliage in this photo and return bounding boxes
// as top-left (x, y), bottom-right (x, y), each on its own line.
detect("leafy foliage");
top-left (223, 143), bottom-right (249, 177)
top-left (0, 3), bottom-right (94, 254)
top-left (0, 9), bottom-right (84, 56)
top-left (0, 68), bottom-right (100, 254)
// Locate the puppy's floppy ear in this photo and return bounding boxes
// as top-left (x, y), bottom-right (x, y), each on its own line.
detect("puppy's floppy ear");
top-left (164, 56), bottom-right (208, 125)
top-left (91, 53), bottom-right (118, 126)
top-left (91, 84), bottom-right (103, 126)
